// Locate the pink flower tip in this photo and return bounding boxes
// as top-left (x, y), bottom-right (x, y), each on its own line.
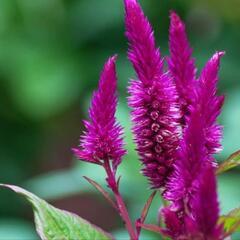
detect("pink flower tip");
top-left (124, 0), bottom-right (137, 5)
top-left (213, 51), bottom-right (225, 61)
top-left (170, 11), bottom-right (184, 30)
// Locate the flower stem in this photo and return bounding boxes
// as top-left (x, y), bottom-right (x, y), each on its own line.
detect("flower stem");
top-left (104, 160), bottom-right (138, 240)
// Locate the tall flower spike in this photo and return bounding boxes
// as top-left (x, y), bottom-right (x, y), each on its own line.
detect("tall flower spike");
top-left (165, 52), bottom-right (224, 199)
top-left (164, 53), bottom-right (224, 203)
top-left (163, 105), bottom-right (222, 239)
top-left (198, 51), bottom-right (225, 155)
top-left (168, 11), bottom-right (197, 124)
top-left (73, 56), bottom-right (126, 169)
top-left (124, 0), bottom-right (181, 188)
top-left (163, 52), bottom-right (225, 239)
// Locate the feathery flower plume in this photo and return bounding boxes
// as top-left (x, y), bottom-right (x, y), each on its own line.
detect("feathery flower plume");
top-left (162, 105), bottom-right (223, 239)
top-left (124, 0), bottom-right (181, 188)
top-left (164, 51), bottom-right (224, 201)
top-left (73, 56), bottom-right (126, 169)
top-left (73, 57), bottom-right (137, 240)
top-left (198, 52), bottom-right (225, 155)
top-left (168, 11), bottom-right (197, 123)
top-left (163, 52), bottom-right (225, 239)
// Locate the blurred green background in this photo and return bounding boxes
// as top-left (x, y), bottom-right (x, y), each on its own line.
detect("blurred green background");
top-left (0, 0), bottom-right (239, 239)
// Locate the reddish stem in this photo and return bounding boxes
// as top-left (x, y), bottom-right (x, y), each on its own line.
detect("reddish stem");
top-left (104, 160), bottom-right (138, 240)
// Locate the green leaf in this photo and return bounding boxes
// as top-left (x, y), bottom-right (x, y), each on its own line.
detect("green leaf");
top-left (0, 184), bottom-right (113, 240)
top-left (217, 150), bottom-right (240, 174)
top-left (219, 208), bottom-right (240, 234)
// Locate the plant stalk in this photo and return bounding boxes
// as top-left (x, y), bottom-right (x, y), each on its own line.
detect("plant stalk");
top-left (104, 160), bottom-right (138, 240)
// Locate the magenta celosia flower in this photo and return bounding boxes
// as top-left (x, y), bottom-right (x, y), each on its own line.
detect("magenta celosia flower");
top-left (162, 106), bottom-right (223, 239)
top-left (168, 11), bottom-right (197, 124)
top-left (198, 52), bottom-right (225, 155)
top-left (164, 52), bottom-right (224, 199)
top-left (73, 56), bottom-right (126, 169)
top-left (168, 11), bottom-right (224, 155)
top-left (163, 52), bottom-right (224, 239)
top-left (124, 0), bottom-right (181, 188)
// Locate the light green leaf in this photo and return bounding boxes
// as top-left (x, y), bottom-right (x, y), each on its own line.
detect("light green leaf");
top-left (219, 208), bottom-right (240, 234)
top-left (0, 184), bottom-right (113, 240)
top-left (217, 150), bottom-right (240, 174)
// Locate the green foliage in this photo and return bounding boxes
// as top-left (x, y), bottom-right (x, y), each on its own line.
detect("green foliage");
top-left (219, 208), bottom-right (240, 235)
top-left (0, 184), bottom-right (112, 240)
top-left (217, 150), bottom-right (240, 174)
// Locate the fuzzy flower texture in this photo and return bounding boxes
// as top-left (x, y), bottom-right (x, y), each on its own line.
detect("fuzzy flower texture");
top-left (125, 0), bottom-right (181, 189)
top-left (74, 0), bottom-right (226, 239)
top-left (73, 56), bottom-right (126, 170)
